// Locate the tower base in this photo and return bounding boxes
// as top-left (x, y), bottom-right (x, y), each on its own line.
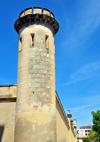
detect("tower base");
top-left (14, 112), bottom-right (56, 142)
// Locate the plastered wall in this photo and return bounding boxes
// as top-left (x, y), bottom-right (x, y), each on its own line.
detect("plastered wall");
top-left (70, 126), bottom-right (76, 142)
top-left (0, 85), bottom-right (77, 142)
top-left (56, 97), bottom-right (77, 142)
top-left (0, 102), bottom-right (16, 142)
top-left (0, 85), bottom-right (17, 142)
top-left (56, 100), bottom-right (70, 142)
top-left (0, 85), bottom-right (17, 99)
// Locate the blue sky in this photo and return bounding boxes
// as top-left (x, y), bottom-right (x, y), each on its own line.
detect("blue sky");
top-left (0, 0), bottom-right (100, 129)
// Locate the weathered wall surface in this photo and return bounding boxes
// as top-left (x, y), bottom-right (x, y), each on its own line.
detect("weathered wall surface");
top-left (0, 102), bottom-right (16, 142)
top-left (17, 24), bottom-right (55, 114)
top-left (56, 99), bottom-right (70, 142)
top-left (56, 94), bottom-right (77, 142)
top-left (0, 85), bottom-right (77, 142)
top-left (0, 85), bottom-right (17, 142)
top-left (15, 112), bottom-right (56, 142)
top-left (70, 126), bottom-right (76, 142)
top-left (0, 85), bottom-right (17, 99)
top-left (15, 24), bottom-right (56, 142)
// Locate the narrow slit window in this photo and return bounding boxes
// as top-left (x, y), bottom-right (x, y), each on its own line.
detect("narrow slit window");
top-left (31, 34), bottom-right (34, 47)
top-left (19, 37), bottom-right (22, 52)
top-left (45, 35), bottom-right (49, 48)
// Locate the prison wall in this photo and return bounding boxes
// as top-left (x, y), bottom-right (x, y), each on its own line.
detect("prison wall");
top-left (56, 93), bottom-right (77, 142)
top-left (0, 85), bottom-right (17, 142)
top-left (70, 125), bottom-right (76, 142)
top-left (0, 85), bottom-right (77, 142)
top-left (14, 21), bottom-right (57, 142)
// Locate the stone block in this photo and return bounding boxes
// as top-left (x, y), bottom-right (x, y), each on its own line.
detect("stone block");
top-left (34, 7), bottom-right (42, 14)
top-left (25, 8), bottom-right (32, 15)
top-left (43, 8), bottom-right (51, 16)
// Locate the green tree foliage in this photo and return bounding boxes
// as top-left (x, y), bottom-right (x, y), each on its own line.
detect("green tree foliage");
top-left (82, 110), bottom-right (100, 142)
top-left (83, 137), bottom-right (91, 142)
top-left (88, 130), bottom-right (100, 142)
top-left (91, 110), bottom-right (100, 134)
top-left (83, 130), bottom-right (100, 142)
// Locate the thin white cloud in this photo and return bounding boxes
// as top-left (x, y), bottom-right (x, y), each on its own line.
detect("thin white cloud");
top-left (66, 61), bottom-right (100, 85)
top-left (70, 105), bottom-right (92, 111)
top-left (66, 105), bottom-right (93, 128)
top-left (66, 94), bottom-right (100, 128)
top-left (62, 0), bottom-right (100, 49)
top-left (69, 105), bottom-right (99, 128)
top-left (66, 94), bottom-right (100, 113)
top-left (69, 104), bottom-right (99, 113)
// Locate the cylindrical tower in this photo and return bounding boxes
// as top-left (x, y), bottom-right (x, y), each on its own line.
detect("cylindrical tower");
top-left (14, 7), bottom-right (59, 142)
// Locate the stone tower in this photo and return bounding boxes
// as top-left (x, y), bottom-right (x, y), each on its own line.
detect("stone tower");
top-left (14, 7), bottom-right (59, 142)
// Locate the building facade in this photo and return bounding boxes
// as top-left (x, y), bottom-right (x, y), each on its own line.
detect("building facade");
top-left (77, 124), bottom-right (92, 142)
top-left (78, 124), bottom-right (92, 137)
top-left (0, 7), bottom-right (77, 142)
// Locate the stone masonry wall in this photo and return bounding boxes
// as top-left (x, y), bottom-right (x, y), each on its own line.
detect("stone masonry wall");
top-left (17, 23), bottom-right (55, 114)
top-left (14, 23), bottom-right (56, 142)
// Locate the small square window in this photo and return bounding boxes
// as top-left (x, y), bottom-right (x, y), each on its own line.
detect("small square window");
top-left (45, 35), bottom-right (49, 48)
top-left (85, 130), bottom-right (87, 132)
top-left (31, 34), bottom-right (35, 47)
top-left (19, 37), bottom-right (22, 52)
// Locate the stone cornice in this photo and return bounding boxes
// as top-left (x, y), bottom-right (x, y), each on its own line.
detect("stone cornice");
top-left (56, 91), bottom-right (77, 137)
top-left (14, 7), bottom-right (59, 35)
top-left (56, 91), bottom-right (70, 128)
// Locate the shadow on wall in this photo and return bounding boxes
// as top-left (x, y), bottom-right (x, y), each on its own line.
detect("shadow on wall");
top-left (0, 126), bottom-right (4, 142)
top-left (59, 138), bottom-right (67, 142)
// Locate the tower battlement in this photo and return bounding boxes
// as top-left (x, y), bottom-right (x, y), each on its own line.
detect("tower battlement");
top-left (14, 7), bottom-right (59, 35)
top-left (19, 7), bottom-right (55, 18)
